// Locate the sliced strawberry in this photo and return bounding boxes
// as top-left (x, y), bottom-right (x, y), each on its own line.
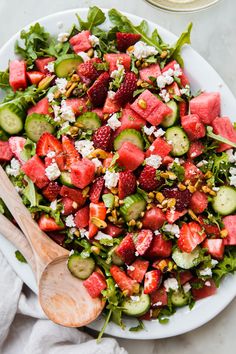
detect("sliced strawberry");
top-left (87, 72), bottom-right (110, 107)
top-left (138, 165), bottom-right (161, 192)
top-left (62, 136), bottom-right (80, 168)
top-left (178, 222), bottom-right (207, 253)
top-left (21, 155), bottom-right (49, 189)
top-left (103, 223), bottom-right (124, 237)
top-left (114, 72), bottom-right (137, 106)
top-left (27, 71), bottom-right (45, 85)
top-left (0, 141), bottom-right (13, 161)
top-left (110, 265), bottom-right (139, 296)
top-left (202, 239), bottom-right (224, 260)
top-left (103, 96), bottom-right (121, 114)
top-left (89, 177), bottom-right (105, 203)
top-left (166, 209), bottom-right (187, 224)
top-left (116, 32), bottom-right (141, 52)
top-left (92, 125), bottom-right (112, 151)
top-left (151, 287), bottom-right (168, 307)
top-left (42, 182), bottom-right (61, 202)
top-left (89, 202), bottom-right (107, 238)
top-left (144, 270), bottom-right (162, 294)
top-left (60, 185), bottom-right (86, 207)
top-left (71, 158), bottom-right (95, 189)
top-left (198, 216), bottom-right (220, 236)
top-left (61, 197), bottom-right (79, 216)
top-left (8, 137), bottom-right (26, 164)
top-left (135, 229), bottom-right (153, 256)
top-left (127, 258), bottom-right (149, 283)
top-left (118, 171), bottom-right (136, 199)
top-left (115, 233), bottom-right (136, 264)
top-left (190, 191), bottom-right (208, 214)
top-left (77, 58), bottom-right (102, 84)
top-left (187, 141), bottom-right (204, 159)
top-left (142, 207), bottom-right (166, 231)
top-left (83, 271), bottom-right (107, 298)
top-left (74, 205), bottom-right (89, 228)
top-left (145, 234), bottom-right (172, 259)
top-left (36, 132), bottom-right (62, 157)
top-left (191, 278), bottom-right (217, 300)
top-left (38, 214), bottom-right (64, 231)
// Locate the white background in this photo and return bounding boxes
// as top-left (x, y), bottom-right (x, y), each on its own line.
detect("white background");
top-left (0, 0), bottom-right (236, 353)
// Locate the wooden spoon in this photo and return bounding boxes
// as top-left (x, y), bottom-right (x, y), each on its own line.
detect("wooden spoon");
top-left (0, 166), bottom-right (104, 327)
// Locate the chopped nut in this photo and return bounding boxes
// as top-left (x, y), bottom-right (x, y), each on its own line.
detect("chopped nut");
top-left (65, 82), bottom-right (78, 97)
top-left (204, 171), bottom-right (213, 179)
top-left (141, 82), bottom-right (149, 88)
top-left (141, 62), bottom-right (149, 68)
top-left (69, 126), bottom-right (79, 137)
top-left (128, 219), bottom-right (136, 226)
top-left (72, 201), bottom-right (78, 209)
top-left (184, 179), bottom-right (191, 186)
top-left (156, 192), bottom-right (165, 203)
top-left (54, 90), bottom-right (61, 99)
top-left (114, 196), bottom-right (120, 207)
top-left (148, 192), bottom-right (155, 199)
top-left (127, 45), bottom-right (134, 53)
top-left (161, 171), bottom-right (176, 180)
top-left (136, 221), bottom-right (143, 229)
top-left (147, 204), bottom-right (153, 210)
top-left (138, 99), bottom-right (147, 109)
top-left (137, 79), bottom-right (143, 86)
top-left (82, 187), bottom-right (90, 197)
top-left (119, 199), bottom-right (124, 205)
top-left (136, 60), bottom-right (141, 68)
top-left (87, 148), bottom-right (109, 159)
top-left (87, 48), bottom-right (94, 57)
top-left (167, 198), bottom-right (176, 208)
top-left (103, 113), bottom-right (110, 121)
top-left (220, 229), bottom-right (228, 238)
top-left (188, 209), bottom-right (199, 222)
top-left (202, 185), bottom-right (211, 194)
top-left (110, 187), bottom-right (118, 195)
top-left (160, 50), bottom-right (168, 59)
top-left (140, 211), bottom-right (145, 217)
top-left (111, 209), bottom-right (117, 220)
top-left (178, 183), bottom-right (186, 191)
top-left (91, 217), bottom-right (107, 229)
top-left (71, 74), bottom-right (80, 82)
top-left (91, 246), bottom-right (100, 255)
top-left (187, 185), bottom-right (196, 193)
top-left (74, 230), bottom-right (80, 237)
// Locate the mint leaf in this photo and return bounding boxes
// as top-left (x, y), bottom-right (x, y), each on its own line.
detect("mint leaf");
top-left (15, 250), bottom-right (27, 263)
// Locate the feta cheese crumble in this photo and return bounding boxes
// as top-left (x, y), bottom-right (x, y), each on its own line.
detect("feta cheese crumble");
top-left (107, 113), bottom-right (121, 131)
top-left (130, 296), bottom-right (140, 302)
top-left (199, 268), bottom-right (212, 277)
top-left (110, 62), bottom-right (125, 80)
top-left (57, 32), bottom-right (69, 43)
top-left (211, 259), bottom-right (218, 267)
top-left (229, 167), bottom-right (236, 187)
top-left (156, 75), bottom-right (167, 89)
top-left (162, 223), bottom-right (180, 238)
top-left (50, 200), bottom-right (58, 211)
top-left (135, 251), bottom-right (139, 257)
top-left (77, 51), bottom-right (90, 62)
top-left (196, 160), bottom-right (208, 168)
top-left (159, 89), bottom-right (170, 103)
top-left (154, 128), bottom-right (165, 138)
top-left (226, 149), bottom-right (236, 163)
top-left (180, 85), bottom-right (190, 96)
top-left (91, 158), bottom-right (102, 169)
top-left (164, 278), bottom-right (179, 292)
top-left (47, 151), bottom-right (56, 158)
top-left (60, 100), bottom-right (76, 123)
top-left (6, 158), bottom-right (21, 177)
top-left (183, 282), bottom-right (191, 294)
top-left (45, 162), bottom-right (61, 181)
top-left (94, 232), bottom-right (113, 240)
top-left (55, 78), bottom-right (68, 94)
top-left (131, 41), bottom-right (158, 60)
top-left (127, 265), bottom-right (135, 271)
top-left (154, 230), bottom-right (160, 235)
top-left (89, 34), bottom-right (99, 47)
top-left (104, 171), bottom-right (119, 189)
top-left (45, 61), bottom-right (55, 73)
top-left (145, 154), bottom-right (162, 169)
top-left (107, 90), bottom-right (116, 99)
top-left (143, 125), bottom-right (156, 136)
top-left (205, 281), bottom-right (211, 287)
top-left (47, 91), bottom-right (55, 102)
top-left (75, 140), bottom-right (94, 157)
top-left (153, 301), bottom-right (162, 307)
top-left (79, 228), bottom-right (89, 239)
top-left (65, 215), bottom-right (76, 228)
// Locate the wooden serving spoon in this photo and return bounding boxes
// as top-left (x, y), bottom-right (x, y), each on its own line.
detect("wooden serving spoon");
top-left (0, 166), bottom-right (104, 327)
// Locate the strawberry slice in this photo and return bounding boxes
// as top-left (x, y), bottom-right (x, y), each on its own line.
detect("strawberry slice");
top-left (62, 136), bottom-right (80, 168)
top-left (115, 233), bottom-right (136, 264)
top-left (145, 234), bottom-right (172, 259)
top-left (87, 72), bottom-right (110, 107)
top-left (42, 182), bottom-right (61, 202)
top-left (38, 214), bottom-right (65, 231)
top-left (116, 32), bottom-right (141, 52)
top-left (178, 222), bottom-right (207, 253)
top-left (144, 270), bottom-right (162, 294)
top-left (127, 258), bottom-right (149, 283)
top-left (60, 185), bottom-right (86, 207)
top-left (198, 216), bottom-right (220, 236)
top-left (92, 125), bottom-right (112, 151)
top-left (36, 132), bottom-right (63, 157)
top-left (61, 197), bottom-right (79, 216)
top-left (88, 202), bottom-right (107, 238)
top-left (83, 271), bottom-right (107, 298)
top-left (166, 209), bottom-right (187, 224)
top-left (135, 229), bottom-right (153, 256)
top-left (8, 137), bottom-right (26, 164)
top-left (118, 171), bottom-right (136, 199)
top-left (138, 165), bottom-right (161, 192)
top-left (202, 239), bottom-right (224, 260)
top-left (110, 265), bottom-right (139, 296)
top-left (114, 72), bottom-right (137, 106)
top-left (77, 58), bottom-right (103, 84)
top-left (89, 177), bottom-right (105, 203)
top-left (74, 206), bottom-right (89, 228)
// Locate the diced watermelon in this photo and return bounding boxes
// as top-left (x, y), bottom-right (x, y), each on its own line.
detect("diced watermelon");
top-left (26, 71), bottom-right (45, 85)
top-left (103, 223), bottom-right (123, 237)
top-left (21, 155), bottom-right (49, 189)
top-left (191, 278), bottom-right (217, 300)
top-left (70, 158), bottom-right (95, 189)
top-left (142, 207), bottom-right (166, 231)
top-left (166, 209), bottom-right (187, 224)
top-left (74, 206), bottom-right (89, 228)
top-left (0, 141), bottom-right (14, 161)
top-left (60, 185), bottom-right (86, 207)
top-left (28, 97), bottom-right (51, 116)
top-left (104, 53), bottom-right (131, 73)
top-left (167, 82), bottom-right (181, 98)
top-left (198, 216), bottom-right (220, 236)
top-left (212, 116), bottom-right (236, 152)
top-left (145, 234), bottom-right (172, 259)
top-left (9, 60), bottom-right (27, 91)
top-left (181, 114), bottom-right (206, 141)
top-left (151, 287), bottom-right (168, 307)
top-left (115, 233), bottom-right (136, 264)
top-left (38, 214), bottom-right (65, 231)
top-left (187, 141), bottom-right (204, 159)
top-left (65, 97), bottom-right (87, 116)
top-left (146, 100), bottom-right (173, 126)
top-left (61, 197), bottom-right (79, 216)
top-left (8, 137), bottom-right (26, 164)
top-left (117, 141), bottom-right (145, 171)
top-left (146, 137), bottom-right (172, 158)
top-left (179, 271), bottom-right (193, 285)
top-left (110, 265), bottom-right (139, 296)
top-left (162, 156), bottom-right (174, 166)
top-left (35, 57), bottom-right (55, 74)
top-left (127, 259), bottom-right (149, 283)
top-left (103, 97), bottom-right (121, 114)
top-left (162, 60), bottom-right (189, 87)
top-left (139, 64), bottom-right (161, 84)
top-left (202, 239), bottom-right (225, 260)
top-left (131, 90), bottom-right (159, 119)
top-left (179, 101), bottom-right (188, 118)
top-left (183, 161), bottom-right (203, 181)
top-left (223, 215), bottom-right (236, 245)
top-left (190, 92), bottom-right (220, 124)
top-left (83, 271), bottom-right (107, 298)
top-left (115, 104), bottom-right (145, 134)
top-left (190, 191), bottom-right (208, 214)
top-left (69, 30), bottom-right (92, 53)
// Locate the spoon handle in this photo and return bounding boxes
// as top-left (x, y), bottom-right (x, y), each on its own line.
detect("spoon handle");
top-left (0, 166), bottom-right (68, 278)
top-left (0, 213), bottom-right (36, 275)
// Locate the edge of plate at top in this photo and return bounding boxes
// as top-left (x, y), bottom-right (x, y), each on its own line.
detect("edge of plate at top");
top-left (144, 0), bottom-right (220, 13)
top-left (0, 8), bottom-right (235, 340)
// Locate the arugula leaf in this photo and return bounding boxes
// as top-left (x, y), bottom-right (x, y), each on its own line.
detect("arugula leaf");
top-left (20, 139), bottom-right (36, 162)
top-left (129, 320), bottom-right (145, 332)
top-left (207, 126), bottom-right (236, 148)
top-left (169, 23), bottom-right (193, 67)
top-left (111, 308), bottom-right (125, 329)
top-left (23, 177), bottom-right (43, 207)
top-left (97, 309), bottom-right (112, 343)
top-left (77, 6), bottom-right (106, 31)
top-left (213, 249), bottom-right (236, 286)
top-left (15, 250), bottom-right (27, 263)
top-left (0, 70), bottom-right (11, 92)
top-left (170, 162), bottom-right (185, 182)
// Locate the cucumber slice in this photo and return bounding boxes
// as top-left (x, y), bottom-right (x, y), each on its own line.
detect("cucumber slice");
top-left (122, 290), bottom-right (150, 316)
top-left (165, 126), bottom-right (189, 156)
top-left (25, 113), bottom-right (55, 142)
top-left (161, 100), bottom-right (179, 128)
top-left (76, 112), bottom-right (101, 131)
top-left (60, 172), bottom-right (74, 187)
top-left (212, 186), bottom-right (236, 215)
top-left (110, 246), bottom-right (124, 266)
top-left (102, 193), bottom-right (115, 209)
top-left (54, 54), bottom-right (83, 78)
top-left (172, 247), bottom-right (200, 269)
top-left (120, 193), bottom-right (146, 222)
top-left (171, 290), bottom-right (190, 307)
top-left (67, 254), bottom-right (95, 280)
top-left (0, 129), bottom-right (9, 141)
top-left (0, 102), bottom-right (25, 134)
top-left (114, 129), bottom-right (144, 151)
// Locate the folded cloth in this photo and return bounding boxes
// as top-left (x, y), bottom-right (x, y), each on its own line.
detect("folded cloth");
top-left (0, 250), bottom-right (127, 354)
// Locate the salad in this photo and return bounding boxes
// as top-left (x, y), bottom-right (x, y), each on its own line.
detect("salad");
top-left (0, 7), bottom-right (236, 336)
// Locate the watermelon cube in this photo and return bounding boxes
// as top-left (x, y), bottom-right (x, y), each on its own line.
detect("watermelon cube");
top-left (21, 155), bottom-right (49, 189)
top-left (115, 233), bottom-right (136, 264)
top-left (190, 92), bottom-right (220, 124)
top-left (71, 158), bottom-right (95, 189)
top-left (83, 271), bottom-right (107, 298)
top-left (139, 64), bottom-right (161, 84)
top-left (212, 116), bottom-right (236, 152)
top-left (162, 60), bottom-right (189, 87)
top-left (202, 239), bottom-right (225, 260)
top-left (187, 141), bottom-right (204, 159)
top-left (69, 30), bottom-right (92, 53)
top-left (65, 98), bottom-right (87, 116)
top-left (167, 82), bottom-right (181, 98)
top-left (26, 71), bottom-right (45, 85)
top-left (146, 137), bottom-right (172, 158)
top-left (183, 161), bottom-right (203, 181)
top-left (117, 141), bottom-right (145, 171)
top-left (9, 137), bottom-right (26, 164)
top-left (103, 97), bottom-right (121, 114)
top-left (104, 53), bottom-right (131, 73)
top-left (61, 197), bottom-right (79, 216)
top-left (9, 60), bottom-right (27, 91)
top-left (116, 104), bottom-right (145, 134)
top-left (35, 57), bottom-right (55, 74)
top-left (145, 234), bottom-right (172, 259)
top-left (151, 287), bottom-right (168, 307)
top-left (103, 223), bottom-right (123, 237)
top-left (191, 278), bottom-right (217, 300)
top-left (179, 271), bottom-right (193, 285)
top-left (146, 100), bottom-right (173, 126)
top-left (60, 185), bottom-right (86, 206)
top-left (142, 207), bottom-right (166, 230)
top-left (131, 90), bottom-right (159, 119)
top-left (110, 265), bottom-right (139, 296)
top-left (223, 215), bottom-right (236, 245)
top-left (127, 259), bottom-right (149, 283)
top-left (179, 100), bottom-right (188, 118)
top-left (0, 141), bottom-right (14, 161)
top-left (74, 205), bottom-right (89, 228)
top-left (181, 114), bottom-right (206, 141)
top-left (28, 97), bottom-right (51, 116)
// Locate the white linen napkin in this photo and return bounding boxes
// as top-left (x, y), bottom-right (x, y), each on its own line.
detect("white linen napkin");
top-left (0, 250), bottom-right (127, 354)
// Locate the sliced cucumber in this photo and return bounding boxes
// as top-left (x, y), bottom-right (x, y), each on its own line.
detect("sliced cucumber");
top-left (76, 112), bottom-right (101, 131)
top-left (25, 113), bottom-right (55, 142)
top-left (161, 100), bottom-right (179, 128)
top-left (165, 126), bottom-right (189, 156)
top-left (0, 129), bottom-right (9, 141)
top-left (102, 193), bottom-right (115, 209)
top-left (120, 193), bottom-right (146, 222)
top-left (54, 54), bottom-right (83, 78)
top-left (171, 290), bottom-right (190, 307)
top-left (67, 254), bottom-right (95, 280)
top-left (212, 186), bottom-right (236, 215)
top-left (60, 172), bottom-right (74, 187)
top-left (110, 246), bottom-right (124, 266)
top-left (172, 247), bottom-right (200, 269)
top-left (0, 102), bottom-right (25, 134)
top-left (122, 290), bottom-right (150, 316)
top-left (114, 129), bottom-right (144, 151)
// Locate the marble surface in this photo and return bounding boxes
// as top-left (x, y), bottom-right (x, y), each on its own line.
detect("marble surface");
top-left (0, 0), bottom-right (235, 353)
